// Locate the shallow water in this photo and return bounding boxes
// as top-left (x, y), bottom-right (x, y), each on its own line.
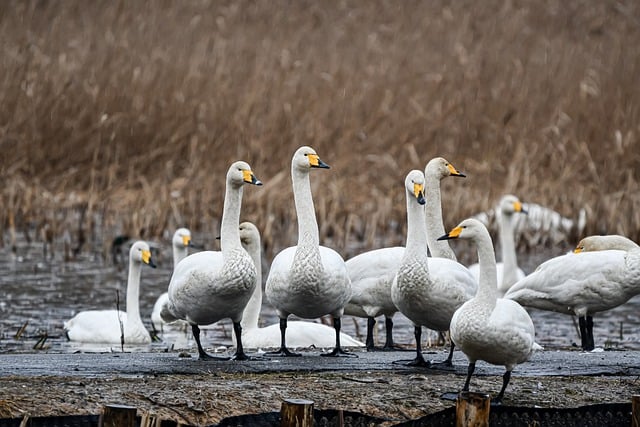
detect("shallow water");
top-left (0, 237), bottom-right (638, 354)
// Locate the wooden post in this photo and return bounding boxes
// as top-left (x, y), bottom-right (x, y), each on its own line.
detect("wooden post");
top-left (632, 395), bottom-right (640, 427)
top-left (456, 391), bottom-right (490, 427)
top-left (280, 398), bottom-right (314, 427)
top-left (101, 404), bottom-right (137, 427)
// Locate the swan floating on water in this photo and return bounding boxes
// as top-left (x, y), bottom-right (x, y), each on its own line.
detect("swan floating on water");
top-left (504, 234), bottom-right (640, 351)
top-left (64, 240), bottom-right (156, 344)
top-left (160, 161), bottom-right (262, 360)
top-left (265, 146), bottom-right (353, 357)
top-left (235, 222), bottom-right (364, 350)
top-left (439, 218), bottom-right (542, 403)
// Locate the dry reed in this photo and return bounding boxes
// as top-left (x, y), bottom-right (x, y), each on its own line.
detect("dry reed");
top-left (1, 0), bottom-right (639, 262)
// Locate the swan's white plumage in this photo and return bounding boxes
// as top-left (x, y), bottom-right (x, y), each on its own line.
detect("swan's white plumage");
top-left (64, 241), bottom-right (155, 344)
top-left (504, 235), bottom-right (640, 318)
top-left (236, 222), bottom-right (363, 349)
top-left (161, 161), bottom-right (261, 359)
top-left (441, 218), bottom-right (540, 400)
top-left (265, 146), bottom-right (352, 354)
top-left (468, 195), bottom-right (527, 295)
top-left (391, 170), bottom-right (477, 364)
top-left (150, 228), bottom-right (192, 332)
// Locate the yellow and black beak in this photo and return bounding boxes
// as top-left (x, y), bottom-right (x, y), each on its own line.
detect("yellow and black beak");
top-left (414, 183), bottom-right (425, 205)
top-left (142, 249), bottom-right (157, 268)
top-left (573, 245), bottom-right (584, 254)
top-left (242, 169), bottom-right (263, 186)
top-left (182, 235), bottom-right (191, 247)
top-left (308, 153), bottom-right (330, 169)
top-left (447, 163), bottom-right (466, 178)
top-left (437, 226), bottom-right (463, 241)
top-left (514, 201), bottom-right (528, 215)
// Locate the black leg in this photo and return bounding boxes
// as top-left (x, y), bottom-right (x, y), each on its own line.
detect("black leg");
top-left (266, 318), bottom-right (301, 357)
top-left (586, 315), bottom-right (595, 351)
top-left (382, 316), bottom-right (396, 350)
top-left (231, 321), bottom-right (250, 361)
top-left (322, 317), bottom-right (357, 357)
top-left (431, 339), bottom-right (455, 368)
top-left (462, 361), bottom-right (476, 392)
top-left (579, 316), bottom-right (595, 351)
top-left (192, 324), bottom-right (229, 360)
top-left (365, 317), bottom-right (376, 351)
top-left (494, 370), bottom-right (512, 404)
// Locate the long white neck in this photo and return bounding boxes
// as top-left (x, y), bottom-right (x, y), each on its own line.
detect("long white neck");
top-left (220, 182), bottom-right (244, 253)
top-left (474, 226), bottom-right (499, 306)
top-left (499, 211), bottom-right (519, 286)
top-left (405, 194), bottom-right (429, 264)
top-left (424, 172), bottom-right (456, 261)
top-left (292, 166), bottom-right (320, 249)
top-left (125, 259), bottom-right (143, 326)
top-left (173, 244), bottom-right (188, 266)
top-left (241, 241), bottom-right (262, 331)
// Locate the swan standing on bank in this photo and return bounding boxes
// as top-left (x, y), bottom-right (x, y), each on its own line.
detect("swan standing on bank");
top-left (468, 195), bottom-right (528, 295)
top-left (505, 234), bottom-right (640, 351)
top-left (235, 222), bottom-right (364, 350)
top-left (265, 146), bottom-right (353, 357)
top-left (391, 170), bottom-right (477, 366)
top-left (161, 161), bottom-right (262, 360)
top-left (150, 228), bottom-right (192, 332)
top-left (438, 218), bottom-right (541, 403)
top-left (64, 241), bottom-right (157, 344)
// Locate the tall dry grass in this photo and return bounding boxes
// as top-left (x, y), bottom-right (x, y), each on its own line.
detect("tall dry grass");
top-left (1, 0), bottom-right (639, 262)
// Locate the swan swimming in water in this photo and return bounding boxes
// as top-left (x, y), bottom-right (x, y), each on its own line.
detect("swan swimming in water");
top-left (150, 228), bottom-right (193, 332)
top-left (505, 234), bottom-right (640, 351)
top-left (64, 240), bottom-right (157, 344)
top-left (161, 161), bottom-right (262, 360)
top-left (391, 170), bottom-right (477, 367)
top-left (235, 222), bottom-right (364, 350)
top-left (265, 146), bottom-right (353, 357)
top-left (439, 218), bottom-right (542, 403)
top-left (468, 195), bottom-right (528, 295)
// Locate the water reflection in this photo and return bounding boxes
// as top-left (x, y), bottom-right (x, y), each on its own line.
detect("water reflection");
top-left (1, 238), bottom-right (638, 354)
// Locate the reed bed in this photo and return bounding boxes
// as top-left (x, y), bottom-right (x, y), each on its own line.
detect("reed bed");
top-left (1, 0), bottom-right (639, 262)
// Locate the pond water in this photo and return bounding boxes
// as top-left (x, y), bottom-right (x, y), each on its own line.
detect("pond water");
top-left (1, 235), bottom-right (638, 354)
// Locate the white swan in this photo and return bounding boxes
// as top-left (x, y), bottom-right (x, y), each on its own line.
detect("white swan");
top-left (160, 161), bottom-right (262, 360)
top-left (504, 234), bottom-right (640, 351)
top-left (64, 241), bottom-right (157, 344)
top-left (342, 157), bottom-right (466, 351)
top-left (391, 170), bottom-right (477, 366)
top-left (234, 222), bottom-right (364, 349)
top-left (150, 228), bottom-right (192, 332)
top-left (468, 194), bottom-right (527, 295)
top-left (265, 146), bottom-right (353, 357)
top-left (438, 218), bottom-right (542, 403)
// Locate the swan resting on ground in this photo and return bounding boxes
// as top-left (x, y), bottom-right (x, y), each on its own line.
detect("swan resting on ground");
top-left (439, 218), bottom-right (542, 403)
top-left (505, 234), bottom-right (640, 351)
top-left (235, 222), bottom-right (364, 350)
top-left (161, 161), bottom-right (262, 360)
top-left (391, 170), bottom-right (477, 367)
top-left (265, 146), bottom-right (353, 357)
top-left (64, 240), bottom-right (157, 344)
top-left (468, 194), bottom-right (528, 295)
top-left (150, 228), bottom-right (193, 332)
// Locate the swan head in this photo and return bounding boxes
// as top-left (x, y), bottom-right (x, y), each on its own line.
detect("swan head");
top-left (130, 241), bottom-right (157, 268)
top-left (172, 228), bottom-right (192, 249)
top-left (293, 146), bottom-right (330, 172)
top-left (574, 234), bottom-right (639, 253)
top-left (438, 218), bottom-right (489, 242)
top-left (425, 157), bottom-right (466, 180)
top-left (228, 161), bottom-right (263, 187)
top-left (499, 194), bottom-right (528, 215)
top-left (239, 221), bottom-right (261, 251)
top-left (405, 169), bottom-right (426, 205)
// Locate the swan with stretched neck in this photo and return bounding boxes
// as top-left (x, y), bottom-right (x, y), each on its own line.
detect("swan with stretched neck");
top-left (468, 194), bottom-right (528, 295)
top-left (391, 170), bottom-right (477, 367)
top-left (64, 241), bottom-right (157, 344)
top-left (265, 146), bottom-right (353, 357)
top-left (439, 218), bottom-right (541, 404)
top-left (343, 157), bottom-right (467, 351)
top-left (150, 228), bottom-right (192, 332)
top-left (234, 222), bottom-right (364, 350)
top-left (505, 234), bottom-right (640, 351)
top-left (161, 161), bottom-right (262, 360)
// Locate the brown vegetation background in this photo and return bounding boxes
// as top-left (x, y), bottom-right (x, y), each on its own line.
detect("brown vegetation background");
top-left (1, 0), bottom-right (639, 261)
